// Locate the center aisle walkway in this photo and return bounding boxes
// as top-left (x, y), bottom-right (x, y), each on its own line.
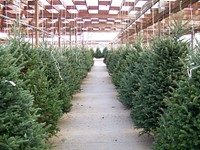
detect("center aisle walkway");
top-left (50, 59), bottom-right (153, 150)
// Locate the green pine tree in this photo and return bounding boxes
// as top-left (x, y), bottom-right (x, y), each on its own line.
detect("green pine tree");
top-left (0, 43), bottom-right (49, 150)
top-left (153, 42), bottom-right (200, 149)
top-left (131, 37), bottom-right (189, 134)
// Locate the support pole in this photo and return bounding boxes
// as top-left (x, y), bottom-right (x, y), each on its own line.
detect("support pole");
top-left (190, 29), bottom-right (195, 50)
top-left (0, 6), bottom-right (3, 32)
top-left (58, 10), bottom-right (61, 48)
top-left (157, 0), bottom-right (161, 37)
top-left (70, 26), bottom-right (72, 50)
top-left (35, 0), bottom-right (39, 46)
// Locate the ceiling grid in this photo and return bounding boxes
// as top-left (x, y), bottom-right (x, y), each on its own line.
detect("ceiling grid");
top-left (0, 0), bottom-right (199, 44)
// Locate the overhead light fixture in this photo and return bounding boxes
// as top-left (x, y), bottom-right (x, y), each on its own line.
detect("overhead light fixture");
top-left (135, 0), bottom-right (147, 7)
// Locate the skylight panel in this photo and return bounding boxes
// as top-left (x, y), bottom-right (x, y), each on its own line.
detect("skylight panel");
top-left (93, 28), bottom-right (99, 30)
top-left (86, 0), bottom-right (98, 6)
top-left (67, 19), bottom-right (75, 22)
top-left (108, 10), bottom-right (119, 14)
top-left (122, 22), bottom-right (128, 25)
top-left (60, 0), bottom-right (74, 6)
top-left (115, 19), bottom-right (121, 22)
top-left (107, 21), bottom-right (114, 24)
top-left (152, 2), bottom-right (159, 8)
top-left (82, 28), bottom-right (88, 31)
top-left (135, 0), bottom-right (147, 7)
top-left (46, 9), bottom-right (58, 13)
top-left (54, 5), bottom-right (65, 10)
top-left (91, 18), bottom-right (99, 20)
top-left (121, 6), bottom-right (131, 11)
top-left (99, 19), bottom-right (107, 22)
top-left (88, 10), bottom-right (98, 14)
top-left (99, 5), bottom-right (110, 10)
top-left (108, 18), bottom-right (115, 20)
top-left (92, 21), bottom-right (99, 24)
top-left (39, 6), bottom-right (44, 10)
top-left (77, 21), bottom-right (84, 24)
top-left (129, 10), bottom-right (137, 15)
top-left (99, 0), bottom-right (111, 1)
top-left (111, 0), bottom-right (123, 7)
top-left (145, 9), bottom-right (151, 14)
top-left (39, 0), bottom-right (50, 6)
top-left (67, 9), bottom-right (78, 14)
top-left (105, 28), bottom-right (111, 31)
top-left (26, 10), bottom-right (35, 14)
top-left (76, 5), bottom-right (87, 10)
top-left (83, 19), bottom-right (91, 22)
top-left (62, 20), bottom-right (69, 24)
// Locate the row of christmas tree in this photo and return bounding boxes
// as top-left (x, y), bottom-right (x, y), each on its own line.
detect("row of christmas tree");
top-left (104, 35), bottom-right (200, 149)
top-left (0, 37), bottom-right (94, 149)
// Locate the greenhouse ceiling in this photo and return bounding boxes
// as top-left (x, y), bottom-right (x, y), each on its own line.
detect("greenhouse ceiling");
top-left (0, 0), bottom-right (200, 45)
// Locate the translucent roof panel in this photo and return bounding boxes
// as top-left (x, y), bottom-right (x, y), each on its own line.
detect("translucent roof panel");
top-left (86, 0), bottom-right (98, 6)
top-left (111, 0), bottom-right (123, 7)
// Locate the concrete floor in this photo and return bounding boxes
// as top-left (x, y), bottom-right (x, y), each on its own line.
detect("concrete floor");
top-left (49, 58), bottom-right (153, 150)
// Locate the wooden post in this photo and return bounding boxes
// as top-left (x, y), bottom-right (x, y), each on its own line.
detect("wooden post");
top-left (75, 29), bottom-right (77, 47)
top-left (0, 6), bottom-right (3, 32)
top-left (58, 10), bottom-right (61, 48)
top-left (157, 0), bottom-right (161, 37)
top-left (35, 0), bottom-right (39, 46)
top-left (69, 25), bottom-right (72, 50)
top-left (32, 29), bottom-right (34, 46)
top-left (191, 29), bottom-right (195, 50)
